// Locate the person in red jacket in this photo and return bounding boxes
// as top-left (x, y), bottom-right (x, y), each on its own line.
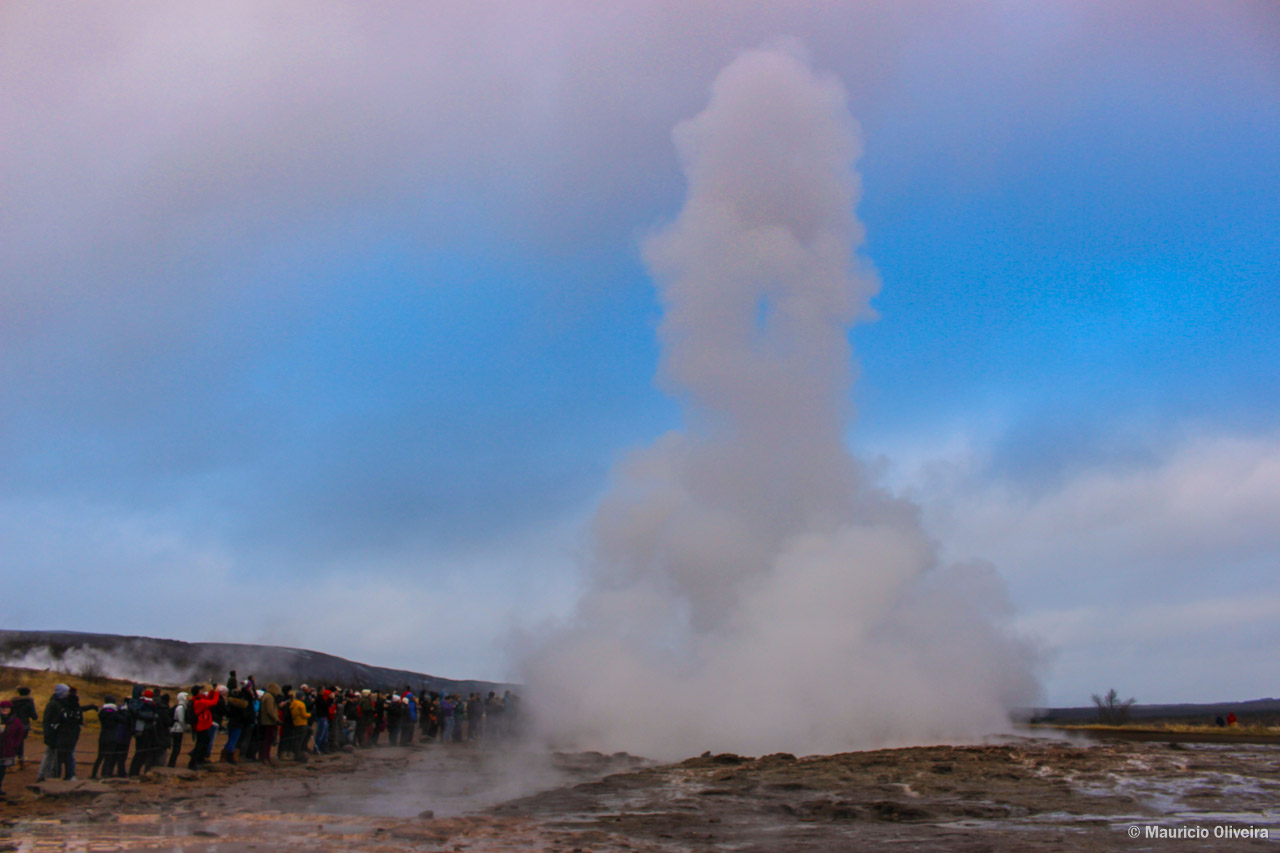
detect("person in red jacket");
top-left (187, 687), bottom-right (220, 770)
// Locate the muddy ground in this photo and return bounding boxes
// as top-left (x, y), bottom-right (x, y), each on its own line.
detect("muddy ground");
top-left (2, 736), bottom-right (1278, 850)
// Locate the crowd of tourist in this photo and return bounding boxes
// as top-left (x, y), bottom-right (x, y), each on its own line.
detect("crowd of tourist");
top-left (0, 671), bottom-right (521, 791)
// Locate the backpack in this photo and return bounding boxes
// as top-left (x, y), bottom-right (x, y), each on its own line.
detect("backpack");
top-left (157, 703), bottom-right (175, 732)
top-left (45, 702), bottom-right (64, 738)
top-left (130, 697), bottom-right (153, 734)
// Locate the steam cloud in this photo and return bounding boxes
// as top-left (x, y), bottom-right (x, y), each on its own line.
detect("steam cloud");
top-left (521, 45), bottom-right (1039, 758)
top-left (1, 643), bottom-right (217, 688)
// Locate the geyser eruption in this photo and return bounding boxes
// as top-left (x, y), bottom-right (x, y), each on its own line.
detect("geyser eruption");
top-left (523, 45), bottom-right (1039, 758)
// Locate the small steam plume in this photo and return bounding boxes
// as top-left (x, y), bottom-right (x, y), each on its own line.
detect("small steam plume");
top-left (522, 44), bottom-right (1039, 758)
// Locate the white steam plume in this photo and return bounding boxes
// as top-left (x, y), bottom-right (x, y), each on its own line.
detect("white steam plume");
top-left (522, 44), bottom-right (1039, 758)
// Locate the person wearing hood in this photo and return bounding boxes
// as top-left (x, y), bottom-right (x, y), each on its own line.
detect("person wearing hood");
top-left (36, 683), bottom-right (70, 782)
top-left (188, 686), bottom-right (219, 770)
top-left (92, 695), bottom-right (127, 779)
top-left (167, 692), bottom-right (191, 768)
top-left (128, 687), bottom-right (161, 776)
top-left (154, 693), bottom-right (174, 768)
top-left (386, 694), bottom-right (403, 746)
top-left (0, 700), bottom-right (27, 796)
top-left (288, 690), bottom-right (311, 761)
top-left (53, 687), bottom-right (95, 780)
top-left (402, 689), bottom-right (417, 746)
top-left (10, 688), bottom-right (37, 770)
top-left (257, 682), bottom-right (281, 766)
top-left (221, 684), bottom-right (251, 763)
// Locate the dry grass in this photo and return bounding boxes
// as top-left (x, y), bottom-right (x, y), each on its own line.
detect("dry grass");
top-left (1037, 722), bottom-right (1280, 736)
top-left (1157, 721), bottom-right (1280, 735)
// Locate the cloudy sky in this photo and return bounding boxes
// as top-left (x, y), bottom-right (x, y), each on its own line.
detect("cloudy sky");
top-left (2, 1), bottom-right (1277, 707)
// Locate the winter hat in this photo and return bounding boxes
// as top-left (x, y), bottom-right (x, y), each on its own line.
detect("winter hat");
top-left (17, 687), bottom-right (30, 696)
top-left (53, 684), bottom-right (70, 698)
top-left (0, 700), bottom-right (11, 711)
top-left (142, 689), bottom-right (154, 699)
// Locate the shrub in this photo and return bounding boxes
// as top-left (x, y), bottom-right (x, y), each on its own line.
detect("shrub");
top-left (1092, 688), bottom-right (1136, 724)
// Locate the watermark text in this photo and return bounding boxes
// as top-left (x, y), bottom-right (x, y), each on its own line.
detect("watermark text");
top-left (1126, 824), bottom-right (1269, 840)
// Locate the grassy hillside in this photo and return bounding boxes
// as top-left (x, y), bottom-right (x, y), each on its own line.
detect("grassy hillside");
top-left (0, 665), bottom-right (175, 736)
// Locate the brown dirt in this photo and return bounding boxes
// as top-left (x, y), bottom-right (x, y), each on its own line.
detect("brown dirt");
top-left (2, 736), bottom-right (1278, 851)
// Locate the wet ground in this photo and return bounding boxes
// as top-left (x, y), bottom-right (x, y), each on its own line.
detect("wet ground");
top-left (2, 736), bottom-right (1278, 850)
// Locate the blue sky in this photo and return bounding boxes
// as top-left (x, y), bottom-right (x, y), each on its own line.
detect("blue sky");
top-left (2, 1), bottom-right (1277, 707)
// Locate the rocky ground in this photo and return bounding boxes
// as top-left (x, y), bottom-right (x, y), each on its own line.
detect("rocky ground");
top-left (2, 736), bottom-right (1278, 851)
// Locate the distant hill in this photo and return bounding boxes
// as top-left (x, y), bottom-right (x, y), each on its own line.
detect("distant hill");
top-left (0, 629), bottom-right (514, 696)
top-left (1024, 698), bottom-right (1280, 726)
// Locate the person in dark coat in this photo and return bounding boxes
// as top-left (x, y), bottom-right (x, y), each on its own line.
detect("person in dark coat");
top-left (342, 691), bottom-right (359, 747)
top-left (53, 688), bottom-right (96, 780)
top-left (36, 683), bottom-right (69, 782)
top-left (0, 700), bottom-right (26, 796)
top-left (311, 688), bottom-right (332, 754)
top-left (278, 686), bottom-right (297, 759)
top-left (355, 690), bottom-right (373, 747)
top-left (240, 687), bottom-right (261, 761)
top-left (373, 692), bottom-right (387, 746)
top-left (154, 694), bottom-right (175, 768)
top-left (386, 694), bottom-right (403, 745)
top-left (105, 693), bottom-right (131, 778)
top-left (423, 692), bottom-right (439, 740)
top-left (10, 688), bottom-right (37, 770)
top-left (221, 685), bottom-right (252, 763)
top-left (128, 687), bottom-right (161, 776)
top-left (90, 691), bottom-right (127, 778)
